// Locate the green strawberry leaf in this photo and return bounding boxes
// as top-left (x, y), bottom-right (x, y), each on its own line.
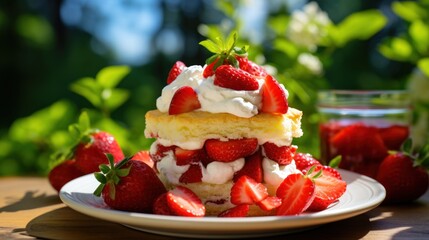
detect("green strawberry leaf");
top-left (329, 155), bottom-right (342, 168)
top-left (199, 39), bottom-right (221, 54)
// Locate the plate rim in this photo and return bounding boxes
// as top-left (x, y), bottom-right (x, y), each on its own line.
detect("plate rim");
top-left (59, 169), bottom-right (386, 237)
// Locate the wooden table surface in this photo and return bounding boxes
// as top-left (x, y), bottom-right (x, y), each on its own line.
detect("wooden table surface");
top-left (0, 176), bottom-right (428, 240)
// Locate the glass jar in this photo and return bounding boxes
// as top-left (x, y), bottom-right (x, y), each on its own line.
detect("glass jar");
top-left (317, 90), bottom-right (411, 178)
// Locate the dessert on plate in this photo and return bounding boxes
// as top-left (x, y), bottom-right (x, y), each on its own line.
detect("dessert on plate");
top-left (144, 33), bottom-right (320, 216)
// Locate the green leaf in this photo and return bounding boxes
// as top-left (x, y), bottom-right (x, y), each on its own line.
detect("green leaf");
top-left (94, 172), bottom-right (107, 184)
top-left (96, 65), bottom-right (130, 89)
top-left (199, 39), bottom-right (221, 54)
top-left (93, 183), bottom-right (105, 197)
top-left (392, 1), bottom-right (428, 22)
top-left (329, 155), bottom-right (342, 168)
top-left (417, 58), bottom-right (429, 78)
top-left (70, 77), bottom-right (102, 108)
top-left (103, 88), bottom-right (130, 112)
top-left (335, 10), bottom-right (387, 46)
top-left (99, 164), bottom-right (111, 174)
top-left (225, 31), bottom-right (237, 52)
top-left (78, 111), bottom-right (91, 133)
top-left (401, 138), bottom-right (413, 154)
top-left (206, 54), bottom-right (219, 64)
top-left (410, 21), bottom-right (429, 55)
top-left (117, 166), bottom-right (131, 177)
top-left (379, 37), bottom-right (414, 61)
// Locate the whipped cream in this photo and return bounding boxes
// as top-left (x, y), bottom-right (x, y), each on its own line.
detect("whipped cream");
top-left (156, 65), bottom-right (287, 118)
top-left (262, 158), bottom-right (301, 187)
top-left (151, 141), bottom-right (301, 186)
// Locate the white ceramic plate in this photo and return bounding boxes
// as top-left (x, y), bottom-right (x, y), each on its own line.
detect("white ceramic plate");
top-left (60, 169), bottom-right (385, 239)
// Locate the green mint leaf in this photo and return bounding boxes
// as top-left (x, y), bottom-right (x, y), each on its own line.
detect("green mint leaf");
top-left (199, 39), bottom-right (221, 54)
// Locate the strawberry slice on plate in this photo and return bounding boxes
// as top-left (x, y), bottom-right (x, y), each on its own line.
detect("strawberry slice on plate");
top-left (230, 175), bottom-right (268, 205)
top-left (218, 204), bottom-right (250, 217)
top-left (261, 75), bottom-right (288, 114)
top-left (305, 166), bottom-right (347, 211)
top-left (168, 86), bottom-right (201, 115)
top-left (276, 173), bottom-right (315, 216)
top-left (166, 186), bottom-right (205, 217)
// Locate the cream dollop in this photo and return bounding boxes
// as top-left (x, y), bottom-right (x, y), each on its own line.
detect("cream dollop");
top-left (156, 65), bottom-right (274, 118)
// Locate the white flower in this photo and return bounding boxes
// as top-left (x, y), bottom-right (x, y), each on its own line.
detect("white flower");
top-left (407, 69), bottom-right (429, 103)
top-left (287, 2), bottom-right (331, 51)
top-left (297, 53), bottom-right (323, 75)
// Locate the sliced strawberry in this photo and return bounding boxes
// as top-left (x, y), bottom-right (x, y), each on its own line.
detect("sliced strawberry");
top-left (293, 152), bottom-right (322, 171)
top-left (175, 148), bottom-right (200, 166)
top-left (168, 86), bottom-right (201, 115)
top-left (230, 175), bottom-right (268, 205)
top-left (166, 186), bottom-right (205, 217)
top-left (378, 125), bottom-right (409, 150)
top-left (261, 75), bottom-right (288, 114)
top-left (233, 150), bottom-right (263, 182)
top-left (218, 204), bottom-right (250, 217)
top-left (236, 56), bottom-right (268, 77)
top-left (214, 65), bottom-right (259, 91)
top-left (256, 196), bottom-right (282, 212)
top-left (152, 193), bottom-right (173, 215)
top-left (150, 144), bottom-right (175, 162)
top-left (276, 173), bottom-right (315, 216)
top-left (263, 143), bottom-right (296, 165)
top-left (167, 61), bottom-right (186, 84)
top-left (179, 164), bottom-right (203, 184)
top-left (131, 150), bottom-right (154, 169)
top-left (303, 165), bottom-right (343, 180)
top-left (306, 167), bottom-right (347, 211)
top-left (203, 58), bottom-right (221, 78)
top-left (204, 138), bottom-right (258, 162)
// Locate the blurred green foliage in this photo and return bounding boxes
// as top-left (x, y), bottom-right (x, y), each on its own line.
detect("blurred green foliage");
top-left (1, 0), bottom-right (423, 176)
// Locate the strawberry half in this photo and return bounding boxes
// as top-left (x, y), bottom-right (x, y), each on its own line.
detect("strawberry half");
top-left (204, 138), bottom-right (258, 162)
top-left (168, 86), bottom-right (201, 115)
top-left (261, 75), bottom-right (288, 114)
top-left (218, 204), bottom-right (250, 217)
top-left (214, 65), bottom-right (259, 91)
top-left (256, 196), bottom-right (282, 212)
top-left (230, 175), bottom-right (269, 205)
top-left (262, 143), bottom-right (296, 165)
top-left (166, 186), bottom-right (205, 217)
top-left (306, 166), bottom-right (347, 211)
top-left (166, 61), bottom-right (186, 84)
top-left (276, 173), bottom-right (315, 216)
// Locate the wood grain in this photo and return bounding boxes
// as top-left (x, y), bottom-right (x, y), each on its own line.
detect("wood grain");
top-left (1, 177), bottom-right (428, 240)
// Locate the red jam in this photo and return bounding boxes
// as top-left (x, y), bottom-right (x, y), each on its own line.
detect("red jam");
top-left (317, 90), bottom-right (410, 179)
top-left (319, 121), bottom-right (409, 178)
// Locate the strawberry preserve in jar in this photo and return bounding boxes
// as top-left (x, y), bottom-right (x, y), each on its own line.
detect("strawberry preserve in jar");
top-left (317, 90), bottom-right (410, 178)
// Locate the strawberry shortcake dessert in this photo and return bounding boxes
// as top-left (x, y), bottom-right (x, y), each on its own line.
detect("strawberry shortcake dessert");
top-left (144, 33), bottom-right (346, 217)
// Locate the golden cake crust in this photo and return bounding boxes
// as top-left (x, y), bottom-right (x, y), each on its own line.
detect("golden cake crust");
top-left (144, 108), bottom-right (303, 148)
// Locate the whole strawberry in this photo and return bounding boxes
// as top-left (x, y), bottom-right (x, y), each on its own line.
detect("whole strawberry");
top-left (75, 131), bottom-right (124, 174)
top-left (94, 154), bottom-right (167, 213)
top-left (48, 159), bottom-right (85, 192)
top-left (376, 139), bottom-right (429, 204)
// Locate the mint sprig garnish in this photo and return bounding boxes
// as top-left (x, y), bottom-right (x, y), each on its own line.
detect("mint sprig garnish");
top-left (199, 31), bottom-right (248, 71)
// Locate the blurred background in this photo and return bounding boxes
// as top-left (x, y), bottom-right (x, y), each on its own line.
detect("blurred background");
top-left (1, 0), bottom-right (428, 176)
